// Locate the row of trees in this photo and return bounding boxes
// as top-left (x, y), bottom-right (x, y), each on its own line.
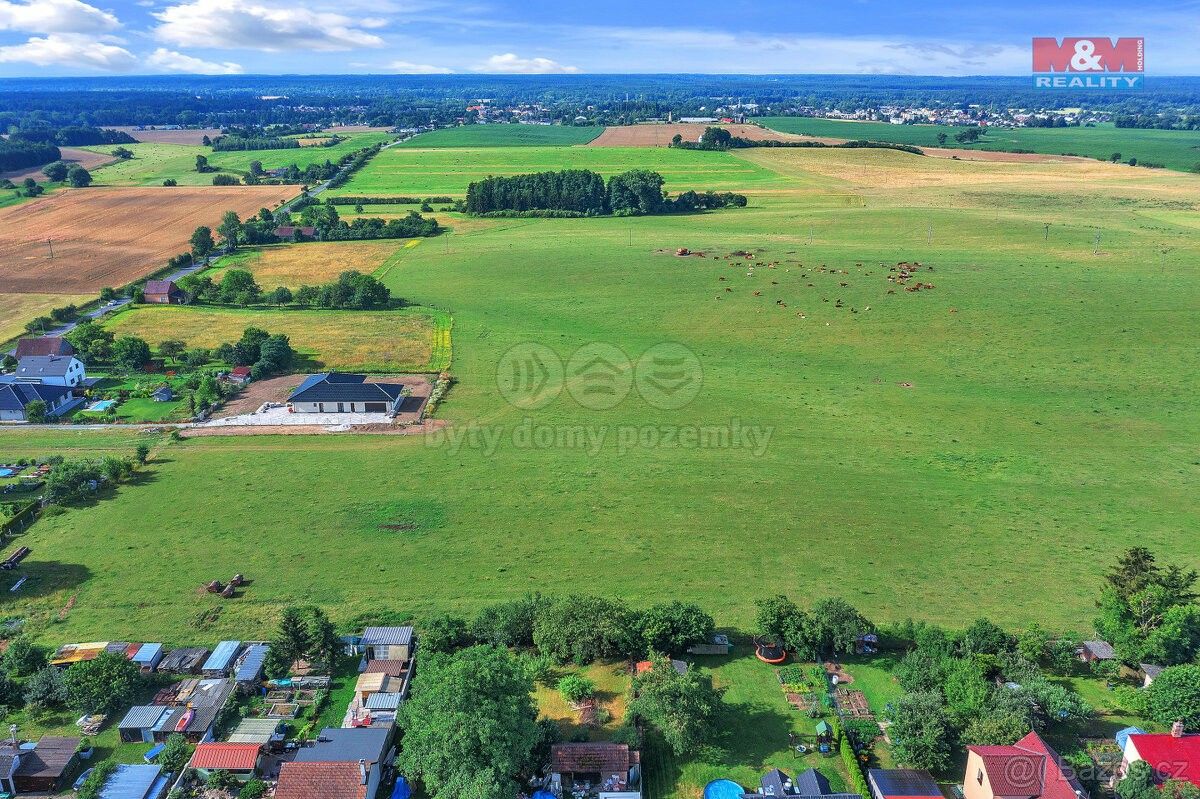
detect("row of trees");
top-left (669, 126), bottom-right (925, 156)
top-left (421, 593), bottom-right (716, 665)
top-left (211, 136), bottom-right (301, 152)
top-left (465, 168), bottom-right (747, 216)
top-left (177, 268), bottom-right (392, 310)
top-left (9, 126), bottom-right (136, 147)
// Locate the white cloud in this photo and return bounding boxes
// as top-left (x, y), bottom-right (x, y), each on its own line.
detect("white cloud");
top-left (0, 32), bottom-right (136, 70)
top-left (475, 52), bottom-right (579, 74)
top-left (146, 46), bottom-right (243, 73)
top-left (0, 0), bottom-right (119, 34)
top-left (154, 0), bottom-right (385, 52)
top-left (386, 58), bottom-right (451, 73)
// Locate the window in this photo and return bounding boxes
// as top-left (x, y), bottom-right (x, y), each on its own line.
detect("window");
top-left (977, 769), bottom-right (984, 786)
top-left (337, 403), bottom-right (345, 412)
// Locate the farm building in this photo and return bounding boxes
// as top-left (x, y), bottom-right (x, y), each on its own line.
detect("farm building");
top-left (14, 336), bottom-right (74, 359)
top-left (119, 706), bottom-right (171, 743)
top-left (870, 769), bottom-right (943, 799)
top-left (7, 736), bottom-right (81, 794)
top-left (157, 647), bottom-right (209, 674)
top-left (550, 743), bottom-right (641, 799)
top-left (274, 761), bottom-right (370, 799)
top-left (142, 280), bottom-right (184, 305)
top-left (0, 381), bottom-right (75, 421)
top-left (98, 764), bottom-right (170, 799)
top-left (1079, 640), bottom-right (1115, 663)
top-left (202, 641), bottom-right (243, 676)
top-left (227, 718), bottom-right (286, 750)
top-left (14, 355), bottom-right (86, 387)
top-left (1120, 727), bottom-right (1200, 788)
top-left (132, 643), bottom-right (164, 672)
top-left (293, 727), bottom-right (393, 799)
top-left (357, 627), bottom-right (414, 661)
top-left (287, 374), bottom-right (406, 415)
top-left (189, 743), bottom-right (262, 781)
top-left (962, 732), bottom-right (1087, 799)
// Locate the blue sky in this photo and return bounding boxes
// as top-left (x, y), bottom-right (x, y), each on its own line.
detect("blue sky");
top-left (0, 0), bottom-right (1196, 77)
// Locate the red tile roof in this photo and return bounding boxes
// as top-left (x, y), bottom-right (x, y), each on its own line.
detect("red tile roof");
top-left (551, 742), bottom-right (639, 775)
top-left (969, 732), bottom-right (1086, 799)
top-left (190, 742), bottom-right (261, 771)
top-left (1127, 734), bottom-right (1200, 786)
top-left (362, 660), bottom-right (406, 677)
top-left (15, 337), bottom-right (74, 358)
top-left (275, 762), bottom-right (369, 799)
top-left (230, 366), bottom-right (252, 378)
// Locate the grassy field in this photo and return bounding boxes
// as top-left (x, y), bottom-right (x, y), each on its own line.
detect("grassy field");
top-left (0, 143), bottom-right (1195, 673)
top-left (86, 133), bottom-right (393, 186)
top-left (759, 117), bottom-right (1200, 172)
top-left (205, 241), bottom-right (410, 288)
top-left (101, 304), bottom-right (449, 373)
top-left (327, 145), bottom-right (784, 196)
top-left (0, 292), bottom-right (92, 345)
top-left (398, 125), bottom-right (604, 148)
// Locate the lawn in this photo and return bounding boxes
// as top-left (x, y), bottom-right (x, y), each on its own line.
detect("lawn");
top-left (396, 125), bottom-right (605, 148)
top-left (100, 304), bottom-right (449, 373)
top-left (0, 142), bottom-right (1194, 669)
top-left (204, 241), bottom-right (409, 288)
top-left (327, 145), bottom-right (786, 196)
top-left (758, 117), bottom-right (1200, 172)
top-left (532, 660), bottom-right (630, 740)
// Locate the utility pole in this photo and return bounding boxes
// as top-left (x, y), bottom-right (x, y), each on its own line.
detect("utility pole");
top-left (1043, 223), bottom-right (1050, 242)
top-left (47, 238), bottom-right (54, 259)
top-left (1093, 229), bottom-right (1102, 255)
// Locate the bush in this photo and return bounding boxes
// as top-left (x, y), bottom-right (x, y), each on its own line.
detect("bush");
top-left (557, 674), bottom-right (596, 704)
top-left (76, 760), bottom-right (117, 799)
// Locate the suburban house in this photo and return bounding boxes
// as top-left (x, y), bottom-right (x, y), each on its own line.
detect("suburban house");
top-left (1, 736), bottom-right (81, 794)
top-left (13, 355), bottom-right (85, 387)
top-left (119, 706), bottom-right (172, 743)
top-left (97, 764), bottom-right (171, 799)
top-left (275, 761), bottom-right (370, 799)
top-left (870, 770), bottom-right (944, 799)
top-left (0, 381), bottom-right (74, 421)
top-left (143, 280), bottom-right (185, 304)
top-left (963, 732), bottom-right (1088, 799)
top-left (293, 727), bottom-right (394, 799)
top-left (189, 743), bottom-right (262, 781)
top-left (1120, 725), bottom-right (1200, 788)
top-left (549, 742), bottom-right (642, 799)
top-left (287, 374), bottom-right (406, 415)
top-left (1078, 641), bottom-right (1115, 663)
top-left (14, 336), bottom-right (74, 359)
top-left (357, 627), bottom-right (414, 662)
top-left (742, 768), bottom-right (863, 799)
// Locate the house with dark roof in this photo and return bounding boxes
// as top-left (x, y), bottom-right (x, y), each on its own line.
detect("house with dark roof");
top-left (14, 355), bottom-right (85, 387)
top-left (143, 280), bottom-right (184, 304)
top-left (1078, 641), bottom-right (1115, 663)
top-left (549, 742), bottom-right (641, 798)
top-left (871, 769), bottom-right (944, 799)
top-left (293, 728), bottom-right (394, 799)
top-left (963, 732), bottom-right (1087, 799)
top-left (274, 761), bottom-right (370, 799)
top-left (10, 736), bottom-right (81, 794)
top-left (287, 374), bottom-right (406, 415)
top-left (0, 380), bottom-right (74, 421)
top-left (15, 337), bottom-right (74, 360)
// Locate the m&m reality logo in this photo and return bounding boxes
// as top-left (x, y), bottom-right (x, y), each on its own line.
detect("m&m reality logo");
top-left (1032, 37), bottom-right (1144, 89)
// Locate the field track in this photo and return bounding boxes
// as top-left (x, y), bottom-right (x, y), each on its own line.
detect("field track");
top-left (0, 186), bottom-right (296, 294)
top-left (590, 123), bottom-right (809, 147)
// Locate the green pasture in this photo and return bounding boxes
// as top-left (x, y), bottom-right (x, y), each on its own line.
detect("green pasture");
top-left (396, 124), bottom-right (604, 148)
top-left (758, 116), bottom-right (1200, 172)
top-left (0, 144), bottom-right (1195, 670)
top-left (327, 145), bottom-right (786, 197)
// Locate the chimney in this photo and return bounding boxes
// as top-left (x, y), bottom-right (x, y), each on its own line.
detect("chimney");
top-left (1172, 721), bottom-right (1185, 739)
top-left (358, 759), bottom-right (367, 785)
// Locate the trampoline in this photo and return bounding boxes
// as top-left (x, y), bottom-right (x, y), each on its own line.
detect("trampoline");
top-left (754, 637), bottom-right (788, 664)
top-left (704, 779), bottom-right (745, 799)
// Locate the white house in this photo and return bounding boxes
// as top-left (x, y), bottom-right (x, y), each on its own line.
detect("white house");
top-left (287, 374), bottom-right (405, 415)
top-left (14, 356), bottom-right (85, 388)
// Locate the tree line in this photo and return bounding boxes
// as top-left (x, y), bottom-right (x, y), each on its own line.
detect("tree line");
top-left (464, 168), bottom-right (747, 216)
top-left (177, 268), bottom-right (392, 311)
top-left (670, 126), bottom-right (925, 155)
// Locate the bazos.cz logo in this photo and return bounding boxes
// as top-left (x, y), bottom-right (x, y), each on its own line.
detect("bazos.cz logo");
top-left (1032, 37), bottom-right (1144, 89)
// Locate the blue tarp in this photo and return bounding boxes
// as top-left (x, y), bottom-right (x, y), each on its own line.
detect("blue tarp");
top-left (390, 777), bottom-right (411, 799)
top-left (143, 744), bottom-right (165, 763)
top-left (1115, 726), bottom-right (1146, 749)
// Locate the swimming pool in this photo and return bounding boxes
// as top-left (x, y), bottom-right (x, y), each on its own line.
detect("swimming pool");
top-left (0, 469), bottom-right (13, 478)
top-left (86, 400), bottom-right (117, 412)
top-left (704, 779), bottom-right (746, 799)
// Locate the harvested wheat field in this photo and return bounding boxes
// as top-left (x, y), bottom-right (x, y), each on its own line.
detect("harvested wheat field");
top-left (0, 186), bottom-right (295, 294)
top-left (207, 240), bottom-right (406, 288)
top-left (589, 123), bottom-right (809, 147)
top-left (108, 127), bottom-right (223, 145)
